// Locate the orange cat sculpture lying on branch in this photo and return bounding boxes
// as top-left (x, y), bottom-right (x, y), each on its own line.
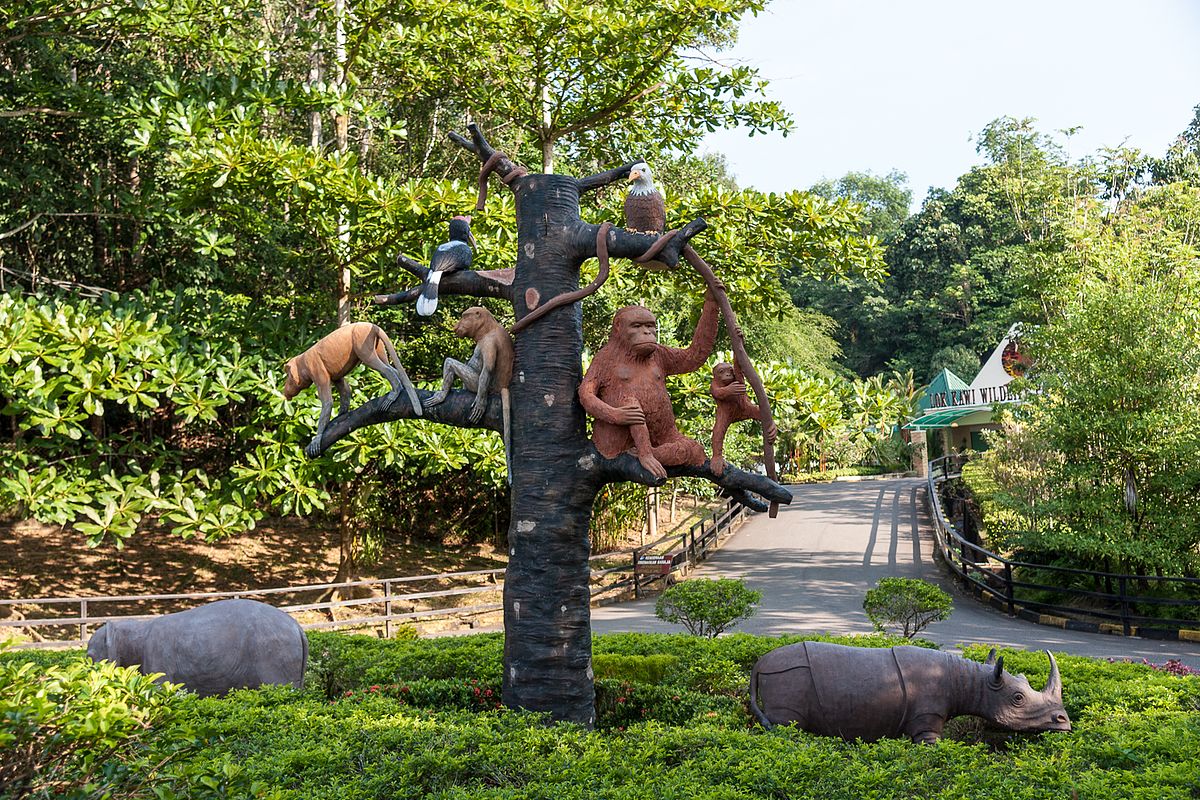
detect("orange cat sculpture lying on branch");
top-left (283, 322), bottom-right (421, 456)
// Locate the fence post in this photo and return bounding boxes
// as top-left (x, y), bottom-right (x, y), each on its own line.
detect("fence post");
top-left (79, 598), bottom-right (87, 646)
top-left (1119, 576), bottom-right (1131, 636)
top-left (383, 580), bottom-right (393, 639)
top-left (633, 551), bottom-right (641, 599)
top-left (1004, 562), bottom-right (1015, 616)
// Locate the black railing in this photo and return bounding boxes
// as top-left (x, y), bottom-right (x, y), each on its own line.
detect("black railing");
top-left (926, 455), bottom-right (1200, 637)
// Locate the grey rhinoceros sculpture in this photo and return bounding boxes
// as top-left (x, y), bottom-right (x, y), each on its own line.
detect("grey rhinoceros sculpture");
top-left (749, 641), bottom-right (1071, 743)
top-left (86, 598), bottom-right (307, 697)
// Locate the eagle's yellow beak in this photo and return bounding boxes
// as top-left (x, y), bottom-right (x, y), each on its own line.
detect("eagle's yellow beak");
top-left (629, 170), bottom-right (642, 182)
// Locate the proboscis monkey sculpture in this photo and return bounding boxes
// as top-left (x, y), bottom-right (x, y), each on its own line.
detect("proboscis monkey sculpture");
top-left (424, 306), bottom-right (515, 477)
top-left (578, 290), bottom-right (719, 478)
top-left (283, 322), bottom-right (422, 457)
top-left (709, 361), bottom-right (777, 476)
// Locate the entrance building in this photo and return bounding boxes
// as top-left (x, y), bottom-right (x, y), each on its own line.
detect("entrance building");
top-left (904, 324), bottom-right (1027, 467)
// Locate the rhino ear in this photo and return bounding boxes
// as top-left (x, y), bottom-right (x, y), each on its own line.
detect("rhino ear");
top-left (983, 648), bottom-right (997, 666)
top-left (990, 655), bottom-right (1005, 687)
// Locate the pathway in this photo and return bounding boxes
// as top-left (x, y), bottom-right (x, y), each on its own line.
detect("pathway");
top-left (591, 478), bottom-right (1200, 668)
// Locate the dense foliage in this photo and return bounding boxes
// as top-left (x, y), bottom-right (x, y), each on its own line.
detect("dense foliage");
top-left (0, 0), bottom-right (890, 560)
top-left (654, 577), bottom-right (761, 638)
top-left (862, 577), bottom-right (954, 638)
top-left (971, 183), bottom-right (1200, 576)
top-left (5, 632), bottom-right (1200, 798)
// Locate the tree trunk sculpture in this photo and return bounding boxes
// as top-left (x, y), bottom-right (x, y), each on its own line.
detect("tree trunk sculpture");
top-left (312, 124), bottom-right (791, 725)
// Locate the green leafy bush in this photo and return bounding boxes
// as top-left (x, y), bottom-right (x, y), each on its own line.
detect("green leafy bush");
top-left (591, 653), bottom-right (680, 684)
top-left (863, 577), bottom-right (953, 637)
top-left (783, 465), bottom-right (892, 483)
top-left (0, 650), bottom-right (276, 799)
top-left (654, 578), bottom-right (761, 638)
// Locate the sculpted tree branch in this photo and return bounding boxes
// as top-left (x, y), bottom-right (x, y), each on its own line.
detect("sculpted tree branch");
top-left (305, 387), bottom-right (504, 457)
top-left (594, 450), bottom-right (790, 514)
top-left (577, 161), bottom-right (636, 193)
top-left (374, 252), bottom-right (514, 307)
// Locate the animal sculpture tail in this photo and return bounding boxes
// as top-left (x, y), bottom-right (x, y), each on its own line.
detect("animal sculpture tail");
top-left (416, 271), bottom-right (442, 317)
top-left (378, 327), bottom-right (423, 416)
top-left (748, 668), bottom-right (774, 730)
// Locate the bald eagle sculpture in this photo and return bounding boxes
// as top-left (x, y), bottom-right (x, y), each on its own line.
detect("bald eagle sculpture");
top-left (623, 161), bottom-right (666, 234)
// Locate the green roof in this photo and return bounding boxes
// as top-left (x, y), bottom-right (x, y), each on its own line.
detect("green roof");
top-left (903, 407), bottom-right (993, 430)
top-left (918, 369), bottom-right (970, 412)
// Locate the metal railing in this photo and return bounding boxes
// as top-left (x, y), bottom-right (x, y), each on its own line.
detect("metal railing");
top-left (926, 455), bottom-right (1200, 636)
top-left (0, 498), bottom-right (748, 649)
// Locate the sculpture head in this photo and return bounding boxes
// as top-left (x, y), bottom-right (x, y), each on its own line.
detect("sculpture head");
top-left (449, 215), bottom-right (476, 249)
top-left (612, 306), bottom-right (658, 359)
top-left (455, 306), bottom-right (496, 340)
top-left (282, 357), bottom-right (309, 399)
top-left (86, 620), bottom-right (148, 667)
top-left (982, 649), bottom-right (1071, 732)
top-left (712, 362), bottom-right (737, 386)
top-left (627, 161), bottom-right (656, 194)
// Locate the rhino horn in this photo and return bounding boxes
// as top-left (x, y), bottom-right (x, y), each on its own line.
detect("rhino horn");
top-left (1042, 650), bottom-right (1062, 699)
top-left (983, 648), bottom-right (997, 666)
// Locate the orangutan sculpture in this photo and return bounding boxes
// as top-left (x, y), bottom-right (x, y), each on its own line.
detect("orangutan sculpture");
top-left (709, 362), bottom-right (777, 476)
top-left (578, 290), bottom-right (719, 478)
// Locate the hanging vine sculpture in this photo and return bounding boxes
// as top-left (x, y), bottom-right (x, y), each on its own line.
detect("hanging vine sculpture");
top-left (304, 124), bottom-right (790, 727)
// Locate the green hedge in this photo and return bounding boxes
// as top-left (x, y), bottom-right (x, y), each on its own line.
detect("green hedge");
top-left (4, 632), bottom-right (1198, 799)
top-left (783, 465), bottom-right (892, 484)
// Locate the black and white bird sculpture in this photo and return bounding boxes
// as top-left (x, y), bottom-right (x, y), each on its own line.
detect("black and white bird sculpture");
top-left (623, 161), bottom-right (666, 234)
top-left (416, 215), bottom-right (476, 317)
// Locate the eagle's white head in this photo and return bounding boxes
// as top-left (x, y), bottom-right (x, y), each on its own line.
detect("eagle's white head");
top-left (628, 161), bottom-right (657, 195)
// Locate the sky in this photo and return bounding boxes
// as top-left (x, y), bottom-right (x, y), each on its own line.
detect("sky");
top-left (702, 0), bottom-right (1200, 206)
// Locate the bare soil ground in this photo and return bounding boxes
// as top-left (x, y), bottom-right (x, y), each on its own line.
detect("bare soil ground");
top-left (0, 497), bottom-right (722, 642)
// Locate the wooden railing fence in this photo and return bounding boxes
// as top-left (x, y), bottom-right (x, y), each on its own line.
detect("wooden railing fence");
top-left (1, 498), bottom-right (747, 649)
top-left (927, 455), bottom-right (1200, 637)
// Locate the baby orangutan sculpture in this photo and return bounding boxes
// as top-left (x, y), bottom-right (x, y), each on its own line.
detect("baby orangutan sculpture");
top-left (283, 322), bottom-right (421, 457)
top-left (710, 362), bottom-right (777, 476)
top-left (578, 290), bottom-right (718, 478)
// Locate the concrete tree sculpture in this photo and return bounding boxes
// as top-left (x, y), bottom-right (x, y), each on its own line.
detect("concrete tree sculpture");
top-left (311, 124), bottom-right (791, 725)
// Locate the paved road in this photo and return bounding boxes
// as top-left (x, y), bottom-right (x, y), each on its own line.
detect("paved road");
top-left (592, 478), bottom-right (1200, 668)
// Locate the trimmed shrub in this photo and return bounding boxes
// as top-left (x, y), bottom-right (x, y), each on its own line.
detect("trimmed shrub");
top-left (863, 577), bottom-right (953, 638)
top-left (655, 578), bottom-right (761, 638)
top-left (592, 653), bottom-right (680, 684)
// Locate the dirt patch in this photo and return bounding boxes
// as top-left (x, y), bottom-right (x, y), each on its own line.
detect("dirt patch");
top-left (0, 517), bottom-right (507, 602)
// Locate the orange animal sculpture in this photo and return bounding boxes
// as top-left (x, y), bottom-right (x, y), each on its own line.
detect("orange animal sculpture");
top-left (283, 322), bottom-right (421, 456)
top-left (578, 291), bottom-right (718, 478)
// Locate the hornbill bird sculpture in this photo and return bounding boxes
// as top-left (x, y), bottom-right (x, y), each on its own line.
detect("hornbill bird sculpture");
top-left (416, 215), bottom-right (476, 317)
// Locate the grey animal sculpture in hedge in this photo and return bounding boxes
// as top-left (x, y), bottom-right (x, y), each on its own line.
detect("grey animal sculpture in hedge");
top-left (86, 599), bottom-right (308, 697)
top-left (283, 321), bottom-right (422, 456)
top-left (749, 641), bottom-right (1071, 743)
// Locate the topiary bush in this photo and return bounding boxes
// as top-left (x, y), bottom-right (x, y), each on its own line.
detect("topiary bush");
top-left (863, 577), bottom-right (954, 638)
top-left (655, 578), bottom-right (762, 638)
